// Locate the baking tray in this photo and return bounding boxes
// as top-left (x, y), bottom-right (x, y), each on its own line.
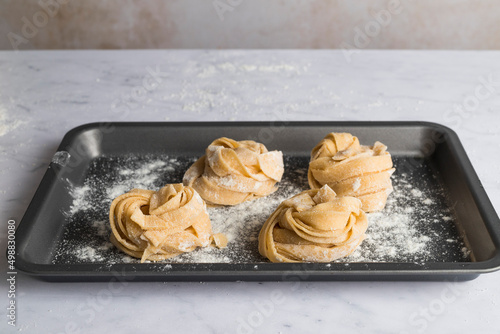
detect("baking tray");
top-left (13, 122), bottom-right (500, 282)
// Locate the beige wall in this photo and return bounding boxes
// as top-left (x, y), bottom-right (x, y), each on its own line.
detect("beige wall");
top-left (1, 0), bottom-right (499, 50)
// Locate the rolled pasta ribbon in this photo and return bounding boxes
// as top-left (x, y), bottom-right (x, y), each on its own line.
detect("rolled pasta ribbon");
top-left (109, 183), bottom-right (227, 263)
top-left (308, 132), bottom-right (395, 212)
top-left (183, 137), bottom-right (284, 206)
top-left (259, 185), bottom-right (368, 263)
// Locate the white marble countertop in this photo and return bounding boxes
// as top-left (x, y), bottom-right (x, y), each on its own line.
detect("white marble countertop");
top-left (0, 50), bottom-right (499, 333)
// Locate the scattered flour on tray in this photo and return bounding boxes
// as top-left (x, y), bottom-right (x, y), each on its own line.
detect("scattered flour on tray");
top-left (69, 185), bottom-right (92, 214)
top-left (107, 160), bottom-right (172, 200)
top-left (54, 156), bottom-right (470, 264)
top-left (73, 246), bottom-right (104, 262)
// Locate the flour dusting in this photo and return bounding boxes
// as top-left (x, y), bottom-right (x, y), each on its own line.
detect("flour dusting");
top-left (0, 106), bottom-right (24, 136)
top-left (52, 156), bottom-right (470, 265)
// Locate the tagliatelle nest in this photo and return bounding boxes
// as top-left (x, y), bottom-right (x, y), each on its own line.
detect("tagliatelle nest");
top-left (109, 183), bottom-right (226, 263)
top-left (183, 137), bottom-right (284, 206)
top-left (308, 132), bottom-right (395, 212)
top-left (258, 185), bottom-right (368, 263)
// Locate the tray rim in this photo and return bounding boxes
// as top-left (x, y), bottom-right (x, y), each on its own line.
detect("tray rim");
top-left (13, 121), bottom-right (500, 281)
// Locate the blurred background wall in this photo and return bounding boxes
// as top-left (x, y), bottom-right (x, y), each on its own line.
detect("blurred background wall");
top-left (1, 0), bottom-right (499, 50)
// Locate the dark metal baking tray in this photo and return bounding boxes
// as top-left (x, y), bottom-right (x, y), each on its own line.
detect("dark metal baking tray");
top-left (13, 122), bottom-right (500, 282)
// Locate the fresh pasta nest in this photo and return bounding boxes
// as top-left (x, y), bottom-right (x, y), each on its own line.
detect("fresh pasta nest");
top-left (258, 185), bottom-right (368, 263)
top-left (183, 137), bottom-right (284, 206)
top-left (308, 132), bottom-right (395, 212)
top-left (109, 183), bottom-right (226, 262)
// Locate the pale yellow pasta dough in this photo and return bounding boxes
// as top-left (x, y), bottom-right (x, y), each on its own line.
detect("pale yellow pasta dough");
top-left (308, 132), bottom-right (395, 212)
top-left (109, 183), bottom-right (227, 263)
top-left (258, 185), bottom-right (368, 263)
top-left (183, 137), bottom-right (284, 206)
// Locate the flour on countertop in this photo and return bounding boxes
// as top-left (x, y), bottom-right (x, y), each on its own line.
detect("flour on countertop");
top-left (0, 106), bottom-right (24, 136)
top-left (195, 62), bottom-right (307, 79)
top-left (53, 156), bottom-right (470, 265)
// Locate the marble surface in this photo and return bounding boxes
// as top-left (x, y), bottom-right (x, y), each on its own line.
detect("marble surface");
top-left (0, 50), bottom-right (499, 333)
